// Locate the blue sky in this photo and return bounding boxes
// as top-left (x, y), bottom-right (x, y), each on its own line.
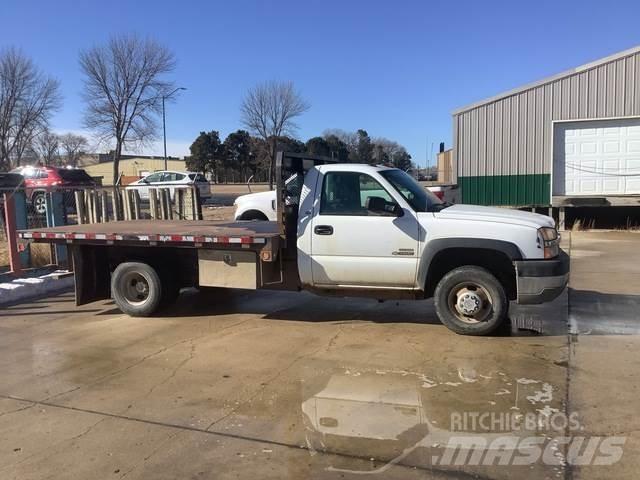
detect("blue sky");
top-left (1, 0), bottom-right (639, 167)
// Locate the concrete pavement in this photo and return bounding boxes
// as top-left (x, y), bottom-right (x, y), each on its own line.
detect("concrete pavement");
top-left (0, 231), bottom-right (637, 479)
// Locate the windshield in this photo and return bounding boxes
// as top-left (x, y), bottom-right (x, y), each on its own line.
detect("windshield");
top-left (380, 169), bottom-right (445, 212)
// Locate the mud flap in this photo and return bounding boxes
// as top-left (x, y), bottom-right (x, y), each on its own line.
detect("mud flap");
top-left (70, 245), bottom-right (111, 306)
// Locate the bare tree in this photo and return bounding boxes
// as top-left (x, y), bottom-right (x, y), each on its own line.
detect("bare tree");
top-left (79, 34), bottom-right (175, 184)
top-left (241, 80), bottom-right (310, 188)
top-left (12, 123), bottom-right (39, 165)
top-left (0, 48), bottom-right (61, 170)
top-left (35, 129), bottom-right (59, 165)
top-left (323, 128), bottom-right (358, 152)
top-left (59, 132), bottom-right (88, 166)
top-left (372, 137), bottom-right (402, 162)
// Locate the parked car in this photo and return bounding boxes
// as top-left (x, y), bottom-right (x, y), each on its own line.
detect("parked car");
top-left (126, 171), bottom-right (210, 200)
top-left (10, 166), bottom-right (96, 214)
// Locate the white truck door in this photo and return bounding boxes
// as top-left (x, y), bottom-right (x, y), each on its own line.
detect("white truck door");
top-left (310, 170), bottom-right (419, 287)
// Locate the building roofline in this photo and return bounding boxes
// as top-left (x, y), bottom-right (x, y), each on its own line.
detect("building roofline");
top-left (452, 44), bottom-right (640, 115)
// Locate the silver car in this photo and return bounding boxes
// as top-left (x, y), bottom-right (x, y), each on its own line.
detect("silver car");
top-left (126, 170), bottom-right (210, 200)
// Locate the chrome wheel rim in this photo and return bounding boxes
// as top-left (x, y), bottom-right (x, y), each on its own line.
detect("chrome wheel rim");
top-left (120, 271), bottom-right (151, 305)
top-left (447, 282), bottom-right (493, 324)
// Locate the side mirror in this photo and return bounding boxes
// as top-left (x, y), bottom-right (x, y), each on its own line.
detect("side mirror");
top-left (366, 196), bottom-right (403, 216)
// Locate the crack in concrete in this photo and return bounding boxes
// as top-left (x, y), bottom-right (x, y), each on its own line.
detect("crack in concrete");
top-left (36, 316), bottom-right (256, 405)
top-left (118, 430), bottom-right (184, 479)
top-left (1, 416), bottom-right (109, 472)
top-left (0, 401), bottom-right (36, 418)
top-left (140, 341), bottom-right (197, 401)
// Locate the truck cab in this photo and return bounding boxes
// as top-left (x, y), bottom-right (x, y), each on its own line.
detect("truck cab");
top-left (287, 159), bottom-right (568, 334)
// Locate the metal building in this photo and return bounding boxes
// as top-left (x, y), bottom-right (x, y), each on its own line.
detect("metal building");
top-left (452, 45), bottom-right (640, 206)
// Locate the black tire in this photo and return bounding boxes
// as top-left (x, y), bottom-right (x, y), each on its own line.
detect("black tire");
top-left (32, 192), bottom-right (47, 215)
top-left (111, 262), bottom-right (163, 317)
top-left (433, 266), bottom-right (508, 336)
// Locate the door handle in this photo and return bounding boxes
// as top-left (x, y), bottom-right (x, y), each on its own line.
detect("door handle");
top-left (314, 225), bottom-right (333, 235)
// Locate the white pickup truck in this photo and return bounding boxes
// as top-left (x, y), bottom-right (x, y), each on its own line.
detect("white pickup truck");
top-left (18, 152), bottom-right (568, 336)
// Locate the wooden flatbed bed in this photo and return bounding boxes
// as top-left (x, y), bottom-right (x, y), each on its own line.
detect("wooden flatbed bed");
top-left (18, 220), bottom-right (280, 248)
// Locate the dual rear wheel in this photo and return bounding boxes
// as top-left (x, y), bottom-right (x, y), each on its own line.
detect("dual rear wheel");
top-left (111, 262), bottom-right (179, 316)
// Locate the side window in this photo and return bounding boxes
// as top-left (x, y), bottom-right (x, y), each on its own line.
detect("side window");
top-left (162, 173), bottom-right (184, 182)
top-left (320, 172), bottom-right (395, 216)
top-left (145, 173), bottom-right (162, 182)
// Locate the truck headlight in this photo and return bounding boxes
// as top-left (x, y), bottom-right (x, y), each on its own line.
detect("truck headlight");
top-left (538, 227), bottom-right (560, 259)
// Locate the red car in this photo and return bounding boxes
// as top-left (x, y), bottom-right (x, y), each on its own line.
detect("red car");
top-left (11, 166), bottom-right (96, 214)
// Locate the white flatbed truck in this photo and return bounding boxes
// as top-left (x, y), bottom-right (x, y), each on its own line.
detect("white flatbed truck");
top-left (18, 152), bottom-right (569, 335)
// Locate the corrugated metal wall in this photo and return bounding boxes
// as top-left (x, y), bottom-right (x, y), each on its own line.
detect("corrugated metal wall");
top-left (453, 49), bottom-right (640, 205)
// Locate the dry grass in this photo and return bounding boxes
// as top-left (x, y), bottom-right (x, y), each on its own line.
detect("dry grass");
top-left (212, 184), bottom-right (270, 195)
top-left (202, 206), bottom-right (235, 222)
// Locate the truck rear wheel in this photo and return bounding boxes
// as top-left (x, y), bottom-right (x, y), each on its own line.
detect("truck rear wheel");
top-left (112, 262), bottom-right (163, 317)
top-left (433, 266), bottom-right (508, 336)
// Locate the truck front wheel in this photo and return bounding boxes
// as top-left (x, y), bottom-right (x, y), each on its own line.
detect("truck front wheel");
top-left (112, 262), bottom-right (163, 317)
top-left (433, 266), bottom-right (508, 336)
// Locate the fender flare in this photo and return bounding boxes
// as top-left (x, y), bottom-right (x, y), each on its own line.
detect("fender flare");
top-left (418, 238), bottom-right (523, 290)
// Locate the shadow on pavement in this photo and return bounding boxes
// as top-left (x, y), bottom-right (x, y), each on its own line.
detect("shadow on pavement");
top-left (569, 288), bottom-right (640, 335)
top-left (94, 287), bottom-right (570, 337)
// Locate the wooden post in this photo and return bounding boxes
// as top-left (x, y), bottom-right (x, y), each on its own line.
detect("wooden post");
top-left (46, 191), bottom-right (68, 266)
top-left (149, 189), bottom-right (159, 219)
top-left (3, 192), bottom-right (23, 275)
top-left (100, 190), bottom-right (108, 222)
top-left (85, 190), bottom-right (97, 224)
top-left (122, 189), bottom-right (130, 221)
top-left (75, 191), bottom-right (86, 224)
top-left (194, 186), bottom-right (202, 220)
top-left (112, 187), bottom-right (122, 220)
top-left (175, 188), bottom-right (184, 220)
top-left (165, 189), bottom-right (173, 220)
top-left (185, 187), bottom-right (196, 220)
top-left (132, 190), bottom-right (141, 220)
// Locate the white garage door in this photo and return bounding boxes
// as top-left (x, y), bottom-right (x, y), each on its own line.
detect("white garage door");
top-left (555, 118), bottom-right (640, 196)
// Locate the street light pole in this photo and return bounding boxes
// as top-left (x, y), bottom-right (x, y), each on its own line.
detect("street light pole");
top-left (162, 95), bottom-right (167, 170)
top-left (162, 87), bottom-right (187, 170)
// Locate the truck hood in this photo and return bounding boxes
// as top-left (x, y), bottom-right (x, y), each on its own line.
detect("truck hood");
top-left (435, 204), bottom-right (555, 229)
top-left (234, 190), bottom-right (275, 205)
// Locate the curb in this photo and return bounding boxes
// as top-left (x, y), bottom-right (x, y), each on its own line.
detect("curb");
top-left (0, 270), bottom-right (74, 306)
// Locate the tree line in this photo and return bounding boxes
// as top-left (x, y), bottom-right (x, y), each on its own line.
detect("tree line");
top-left (1, 34), bottom-right (413, 185)
top-left (186, 128), bottom-right (414, 184)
